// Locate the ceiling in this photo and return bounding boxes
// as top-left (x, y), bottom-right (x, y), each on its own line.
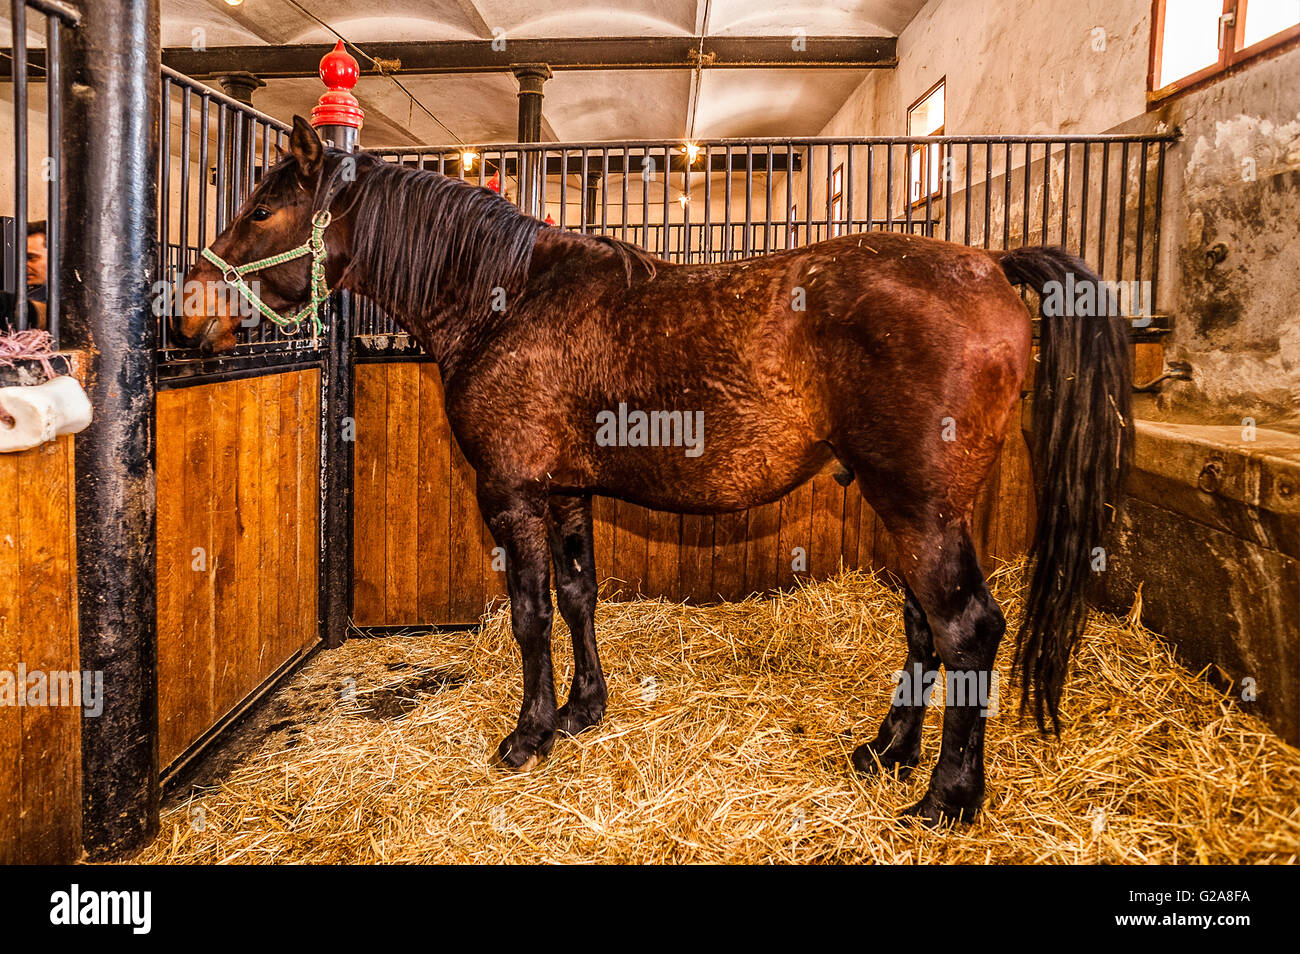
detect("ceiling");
top-left (161, 0), bottom-right (928, 145)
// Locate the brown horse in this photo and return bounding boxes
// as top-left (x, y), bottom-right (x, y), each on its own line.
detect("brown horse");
top-left (179, 117), bottom-right (1131, 826)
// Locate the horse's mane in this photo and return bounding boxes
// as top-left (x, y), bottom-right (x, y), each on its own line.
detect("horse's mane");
top-left (341, 154), bottom-right (543, 324)
top-left (588, 234), bottom-right (660, 283)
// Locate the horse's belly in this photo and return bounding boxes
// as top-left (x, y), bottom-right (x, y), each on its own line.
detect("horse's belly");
top-left (588, 417), bottom-right (833, 513)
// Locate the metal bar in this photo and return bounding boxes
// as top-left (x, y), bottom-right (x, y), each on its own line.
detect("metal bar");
top-left (369, 133), bottom-right (1176, 155)
top-left (845, 143), bottom-right (854, 237)
top-left (1152, 140), bottom-right (1167, 310)
top-left (661, 144), bottom-right (670, 259)
top-left (1135, 140), bottom-right (1148, 288)
top-left (621, 145), bottom-right (629, 241)
top-left (1098, 141), bottom-right (1109, 278)
top-left (159, 74), bottom-right (170, 291)
top-left (962, 142), bottom-right (970, 245)
top-left (724, 144), bottom-right (732, 255)
top-left (161, 35), bottom-right (900, 77)
top-left (744, 144), bottom-right (753, 257)
top-left (1041, 140), bottom-right (1050, 245)
top-left (1061, 141), bottom-right (1070, 247)
top-left (981, 142), bottom-right (990, 248)
top-left (865, 144), bottom-right (872, 234)
top-left (198, 94), bottom-right (209, 251)
top-left (943, 143), bottom-right (951, 242)
top-left (765, 144), bottom-right (774, 251)
top-left (905, 144), bottom-right (914, 235)
top-left (1079, 140), bottom-right (1090, 258)
top-left (682, 145), bottom-right (691, 262)
top-left (558, 147), bottom-right (566, 230)
top-left (1022, 142), bottom-right (1031, 247)
top-left (785, 142), bottom-right (794, 248)
top-left (1002, 142), bottom-right (1011, 249)
top-left (885, 142), bottom-right (894, 234)
top-left (704, 144), bottom-right (713, 260)
top-left (1117, 141), bottom-right (1129, 281)
top-left (44, 10), bottom-right (62, 343)
top-left (27, 0), bottom-right (81, 25)
top-left (215, 105), bottom-right (227, 230)
top-left (805, 143), bottom-right (813, 244)
top-left (11, 0), bottom-right (29, 330)
top-left (825, 144), bottom-right (833, 240)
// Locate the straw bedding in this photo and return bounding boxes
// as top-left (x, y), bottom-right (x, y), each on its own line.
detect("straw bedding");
top-left (138, 563), bottom-right (1300, 864)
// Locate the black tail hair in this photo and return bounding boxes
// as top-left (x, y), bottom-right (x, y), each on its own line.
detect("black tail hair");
top-left (997, 246), bottom-right (1132, 733)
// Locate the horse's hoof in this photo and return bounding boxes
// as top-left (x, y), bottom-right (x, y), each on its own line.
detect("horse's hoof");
top-left (851, 741), bottom-right (918, 781)
top-left (899, 792), bottom-right (978, 828)
top-left (556, 701), bottom-right (605, 737)
top-left (492, 730), bottom-right (554, 771)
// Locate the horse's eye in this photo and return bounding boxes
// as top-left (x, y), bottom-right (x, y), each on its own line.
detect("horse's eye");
top-left (250, 206), bottom-right (273, 222)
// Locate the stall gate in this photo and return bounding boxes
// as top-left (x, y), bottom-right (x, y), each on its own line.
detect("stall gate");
top-left (0, 6), bottom-right (1176, 861)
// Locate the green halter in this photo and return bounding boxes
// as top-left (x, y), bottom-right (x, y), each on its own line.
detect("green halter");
top-left (201, 209), bottom-right (333, 338)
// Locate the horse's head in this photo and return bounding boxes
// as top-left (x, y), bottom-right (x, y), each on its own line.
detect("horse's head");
top-left (176, 115), bottom-right (356, 353)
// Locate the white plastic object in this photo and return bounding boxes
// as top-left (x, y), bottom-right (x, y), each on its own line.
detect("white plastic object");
top-left (0, 375), bottom-right (93, 453)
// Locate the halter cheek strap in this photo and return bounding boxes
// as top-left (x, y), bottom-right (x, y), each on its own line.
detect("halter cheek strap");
top-left (201, 209), bottom-right (332, 338)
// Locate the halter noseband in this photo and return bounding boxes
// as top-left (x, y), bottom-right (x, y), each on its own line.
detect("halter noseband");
top-left (200, 162), bottom-right (352, 338)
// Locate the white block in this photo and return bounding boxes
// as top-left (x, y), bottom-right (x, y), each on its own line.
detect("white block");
top-left (0, 375), bottom-right (94, 453)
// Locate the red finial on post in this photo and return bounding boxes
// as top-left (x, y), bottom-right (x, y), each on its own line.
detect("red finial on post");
top-left (311, 40), bottom-right (364, 133)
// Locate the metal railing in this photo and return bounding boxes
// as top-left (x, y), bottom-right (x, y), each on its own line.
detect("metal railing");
top-left (3, 0), bottom-right (80, 346)
top-left (356, 133), bottom-right (1175, 343)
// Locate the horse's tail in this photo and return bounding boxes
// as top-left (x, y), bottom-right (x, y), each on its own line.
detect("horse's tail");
top-left (994, 246), bottom-right (1133, 733)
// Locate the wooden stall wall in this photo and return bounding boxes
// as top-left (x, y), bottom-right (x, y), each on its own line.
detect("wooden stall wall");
top-left (351, 359), bottom-right (1055, 627)
top-left (156, 369), bottom-right (321, 768)
top-left (0, 435), bottom-right (81, 864)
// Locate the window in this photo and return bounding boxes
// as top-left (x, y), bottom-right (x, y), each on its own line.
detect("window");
top-left (831, 164), bottom-right (845, 236)
top-left (907, 78), bottom-right (945, 207)
top-left (1150, 0), bottom-right (1300, 99)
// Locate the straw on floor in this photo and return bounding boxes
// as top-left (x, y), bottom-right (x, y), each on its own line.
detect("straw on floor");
top-left (138, 563), bottom-right (1300, 864)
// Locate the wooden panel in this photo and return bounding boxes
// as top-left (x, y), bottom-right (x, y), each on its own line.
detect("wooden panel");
top-left (0, 435), bottom-right (81, 864)
top-left (643, 510), bottom-right (681, 599)
top-left (744, 501), bottom-right (782, 595)
top-left (352, 364), bottom-right (387, 624)
top-left (156, 369), bottom-right (320, 768)
top-left (385, 363), bottom-right (420, 621)
top-left (612, 502), bottom-right (649, 597)
top-left (711, 511), bottom-right (747, 601)
top-left (416, 365), bottom-right (452, 624)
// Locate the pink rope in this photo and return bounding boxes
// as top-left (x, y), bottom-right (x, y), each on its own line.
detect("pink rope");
top-left (0, 329), bottom-right (58, 379)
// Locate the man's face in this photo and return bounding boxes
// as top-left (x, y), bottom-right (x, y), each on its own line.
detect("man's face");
top-left (26, 232), bottom-right (46, 286)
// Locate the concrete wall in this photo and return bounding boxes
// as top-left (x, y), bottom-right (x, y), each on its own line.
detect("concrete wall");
top-left (818, 0), bottom-right (1300, 428)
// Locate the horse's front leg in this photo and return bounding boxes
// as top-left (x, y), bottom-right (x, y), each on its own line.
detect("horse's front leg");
top-left (479, 483), bottom-right (557, 770)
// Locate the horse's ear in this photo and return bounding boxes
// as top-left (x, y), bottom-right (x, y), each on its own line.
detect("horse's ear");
top-left (289, 115), bottom-right (324, 181)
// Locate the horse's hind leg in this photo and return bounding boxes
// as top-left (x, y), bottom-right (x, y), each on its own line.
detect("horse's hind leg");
top-left (478, 483), bottom-right (557, 770)
top-left (546, 494), bottom-right (607, 736)
top-left (852, 584), bottom-right (940, 780)
top-left (898, 524), bottom-right (1006, 825)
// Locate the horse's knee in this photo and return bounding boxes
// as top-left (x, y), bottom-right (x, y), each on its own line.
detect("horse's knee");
top-left (556, 570), bottom-right (595, 611)
top-left (929, 590), bottom-right (1005, 671)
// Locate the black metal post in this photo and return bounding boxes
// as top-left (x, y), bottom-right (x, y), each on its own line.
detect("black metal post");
top-left (316, 120), bottom-right (357, 649)
top-left (216, 71), bottom-right (265, 210)
top-left (513, 64), bottom-right (550, 216)
top-left (62, 0), bottom-right (160, 859)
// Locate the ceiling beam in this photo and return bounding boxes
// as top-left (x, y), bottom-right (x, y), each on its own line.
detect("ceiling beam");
top-left (158, 36), bottom-right (897, 79)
